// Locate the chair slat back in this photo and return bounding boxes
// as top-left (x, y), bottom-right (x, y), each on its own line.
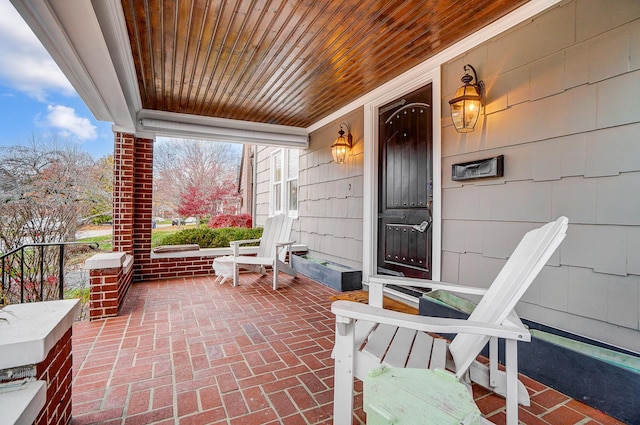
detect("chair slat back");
top-left (449, 217), bottom-right (568, 376)
top-left (276, 216), bottom-right (294, 261)
top-left (257, 214), bottom-right (293, 260)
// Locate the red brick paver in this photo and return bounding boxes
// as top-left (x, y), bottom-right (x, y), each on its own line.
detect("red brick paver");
top-left (70, 273), bottom-right (624, 424)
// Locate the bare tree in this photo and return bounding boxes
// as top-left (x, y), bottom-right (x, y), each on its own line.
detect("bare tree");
top-left (0, 137), bottom-right (98, 303)
top-left (84, 155), bottom-right (113, 223)
top-left (153, 139), bottom-right (241, 222)
top-left (0, 138), bottom-right (96, 248)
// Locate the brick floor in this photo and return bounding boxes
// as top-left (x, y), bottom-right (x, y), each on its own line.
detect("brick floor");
top-left (70, 273), bottom-right (625, 425)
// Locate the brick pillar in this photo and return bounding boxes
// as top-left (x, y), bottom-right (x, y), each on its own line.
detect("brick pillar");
top-left (110, 134), bottom-right (220, 282)
top-left (113, 132), bottom-right (135, 254)
top-left (89, 266), bottom-right (122, 319)
top-left (112, 133), bottom-right (154, 282)
top-left (35, 329), bottom-right (73, 425)
top-left (132, 137), bottom-right (154, 281)
top-left (0, 300), bottom-right (78, 425)
top-left (86, 251), bottom-right (133, 320)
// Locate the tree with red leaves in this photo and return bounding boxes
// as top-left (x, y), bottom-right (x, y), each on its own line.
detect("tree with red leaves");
top-left (177, 185), bottom-right (208, 226)
top-left (154, 139), bottom-right (241, 223)
top-left (207, 213), bottom-right (252, 229)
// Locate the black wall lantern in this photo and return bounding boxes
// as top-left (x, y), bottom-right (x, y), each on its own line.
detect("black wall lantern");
top-left (331, 122), bottom-right (353, 164)
top-left (449, 64), bottom-right (485, 133)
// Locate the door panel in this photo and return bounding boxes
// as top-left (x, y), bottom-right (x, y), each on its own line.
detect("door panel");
top-left (377, 84), bottom-right (433, 278)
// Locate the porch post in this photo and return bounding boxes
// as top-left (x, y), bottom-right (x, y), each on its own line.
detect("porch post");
top-left (131, 136), bottom-right (154, 281)
top-left (112, 132), bottom-right (154, 282)
top-left (113, 132), bottom-right (135, 255)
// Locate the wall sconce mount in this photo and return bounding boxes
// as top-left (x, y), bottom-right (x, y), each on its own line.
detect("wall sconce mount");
top-left (449, 64), bottom-right (485, 133)
top-left (331, 122), bottom-right (353, 164)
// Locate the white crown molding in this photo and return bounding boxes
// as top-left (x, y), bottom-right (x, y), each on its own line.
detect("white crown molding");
top-left (137, 110), bottom-right (309, 148)
top-left (10, 0), bottom-right (135, 129)
top-left (92, 0), bottom-right (142, 126)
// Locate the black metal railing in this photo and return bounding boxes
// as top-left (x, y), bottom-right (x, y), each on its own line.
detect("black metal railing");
top-left (0, 241), bottom-right (99, 305)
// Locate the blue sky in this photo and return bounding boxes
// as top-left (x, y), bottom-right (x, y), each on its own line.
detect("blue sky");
top-left (0, 0), bottom-right (114, 159)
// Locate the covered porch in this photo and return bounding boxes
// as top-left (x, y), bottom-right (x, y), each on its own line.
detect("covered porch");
top-left (6, 0), bottom-right (640, 423)
top-left (71, 273), bottom-right (622, 425)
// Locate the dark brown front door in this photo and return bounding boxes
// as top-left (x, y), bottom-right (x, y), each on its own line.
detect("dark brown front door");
top-left (377, 84), bottom-right (433, 279)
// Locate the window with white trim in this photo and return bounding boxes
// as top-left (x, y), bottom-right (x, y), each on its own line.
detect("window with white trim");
top-left (270, 149), bottom-right (298, 217)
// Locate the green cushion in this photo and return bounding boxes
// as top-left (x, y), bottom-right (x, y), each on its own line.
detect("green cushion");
top-left (364, 367), bottom-right (481, 425)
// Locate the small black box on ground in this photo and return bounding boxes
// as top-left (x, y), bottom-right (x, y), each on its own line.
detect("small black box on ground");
top-left (291, 254), bottom-right (362, 292)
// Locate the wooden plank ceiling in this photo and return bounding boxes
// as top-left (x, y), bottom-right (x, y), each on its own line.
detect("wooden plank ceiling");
top-left (122, 0), bottom-right (528, 128)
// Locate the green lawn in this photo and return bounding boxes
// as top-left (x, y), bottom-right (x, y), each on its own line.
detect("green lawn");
top-left (77, 234), bottom-right (113, 252)
top-left (76, 226), bottom-right (186, 252)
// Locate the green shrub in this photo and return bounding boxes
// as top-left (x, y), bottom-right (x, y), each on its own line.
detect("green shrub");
top-left (157, 227), bottom-right (263, 248)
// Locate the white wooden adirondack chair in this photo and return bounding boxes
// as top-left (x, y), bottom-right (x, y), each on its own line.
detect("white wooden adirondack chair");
top-left (332, 217), bottom-right (568, 425)
top-left (230, 214), bottom-right (297, 290)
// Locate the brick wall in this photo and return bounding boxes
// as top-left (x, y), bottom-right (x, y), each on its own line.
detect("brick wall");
top-left (88, 256), bottom-right (133, 320)
top-left (35, 328), bottom-right (73, 425)
top-left (131, 136), bottom-right (154, 280)
top-left (89, 266), bottom-right (121, 319)
top-left (113, 132), bottom-right (135, 254)
top-left (112, 133), bottom-right (217, 282)
top-left (136, 256), bottom-right (216, 281)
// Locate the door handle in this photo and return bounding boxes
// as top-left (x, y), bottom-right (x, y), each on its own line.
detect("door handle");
top-left (412, 221), bottom-right (431, 232)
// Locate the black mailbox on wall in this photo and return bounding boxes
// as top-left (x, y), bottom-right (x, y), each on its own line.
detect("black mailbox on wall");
top-left (452, 155), bottom-right (504, 181)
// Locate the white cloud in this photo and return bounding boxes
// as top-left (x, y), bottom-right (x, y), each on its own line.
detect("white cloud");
top-left (0, 1), bottom-right (75, 100)
top-left (46, 105), bottom-right (97, 140)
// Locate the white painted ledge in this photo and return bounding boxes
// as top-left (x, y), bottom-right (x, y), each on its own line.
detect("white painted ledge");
top-left (0, 380), bottom-right (46, 425)
top-left (0, 299), bottom-right (80, 369)
top-left (123, 254), bottom-right (133, 274)
top-left (150, 246), bottom-right (257, 259)
top-left (84, 252), bottom-right (126, 270)
top-left (149, 244), bottom-right (308, 260)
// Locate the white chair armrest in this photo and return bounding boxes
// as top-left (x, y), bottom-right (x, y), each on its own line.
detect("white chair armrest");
top-left (331, 300), bottom-right (530, 342)
top-left (274, 241), bottom-right (296, 263)
top-left (368, 275), bottom-right (488, 308)
top-left (274, 240), bottom-right (296, 247)
top-left (369, 275), bottom-right (488, 296)
top-left (230, 238), bottom-right (262, 256)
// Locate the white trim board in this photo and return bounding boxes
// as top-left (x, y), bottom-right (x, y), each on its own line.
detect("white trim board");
top-left (10, 0), bottom-right (135, 129)
top-left (138, 111), bottom-right (309, 148)
top-left (362, 67), bottom-right (442, 282)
